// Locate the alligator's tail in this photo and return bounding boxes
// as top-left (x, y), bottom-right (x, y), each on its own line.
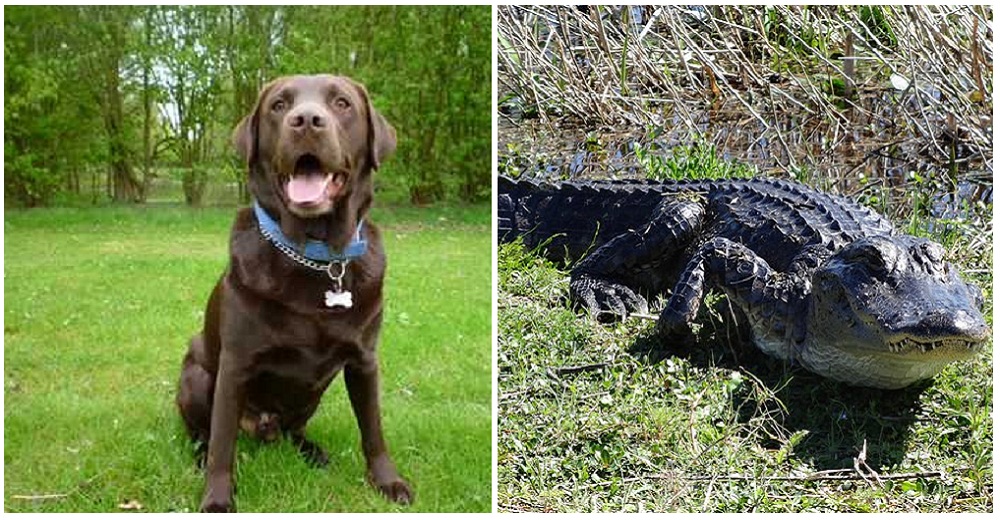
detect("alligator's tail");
top-left (497, 175), bottom-right (518, 243)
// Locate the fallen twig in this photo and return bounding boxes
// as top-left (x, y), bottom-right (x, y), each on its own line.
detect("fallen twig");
top-left (583, 468), bottom-right (952, 489)
top-left (10, 493), bottom-right (70, 501)
top-left (689, 470), bottom-right (945, 483)
top-left (854, 439), bottom-right (885, 488)
top-left (551, 362), bottom-right (607, 376)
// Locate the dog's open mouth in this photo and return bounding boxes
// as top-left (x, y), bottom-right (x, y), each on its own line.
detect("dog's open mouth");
top-left (285, 154), bottom-right (346, 207)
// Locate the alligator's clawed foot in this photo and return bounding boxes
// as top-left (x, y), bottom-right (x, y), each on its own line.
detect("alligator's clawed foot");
top-left (570, 276), bottom-right (648, 321)
top-left (656, 328), bottom-right (698, 349)
top-left (656, 307), bottom-right (697, 347)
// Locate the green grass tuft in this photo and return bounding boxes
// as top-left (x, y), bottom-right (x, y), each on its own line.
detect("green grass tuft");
top-left (634, 140), bottom-right (757, 181)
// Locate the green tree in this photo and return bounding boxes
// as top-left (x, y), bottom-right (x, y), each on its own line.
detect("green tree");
top-left (5, 7), bottom-right (105, 205)
top-left (4, 5), bottom-right (492, 207)
top-left (151, 6), bottom-right (226, 205)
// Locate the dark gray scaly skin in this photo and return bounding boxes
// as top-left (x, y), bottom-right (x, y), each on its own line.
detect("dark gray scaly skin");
top-left (499, 175), bottom-right (990, 389)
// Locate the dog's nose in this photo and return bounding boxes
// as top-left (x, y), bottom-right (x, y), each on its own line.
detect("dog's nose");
top-left (287, 103), bottom-right (328, 132)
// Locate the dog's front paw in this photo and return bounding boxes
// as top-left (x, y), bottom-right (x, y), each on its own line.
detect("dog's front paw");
top-left (367, 456), bottom-right (413, 505)
top-left (200, 483), bottom-right (235, 513)
top-left (199, 495), bottom-right (234, 513)
top-left (373, 476), bottom-right (413, 505)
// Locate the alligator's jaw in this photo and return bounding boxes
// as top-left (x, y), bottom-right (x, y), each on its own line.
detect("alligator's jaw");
top-left (796, 339), bottom-right (983, 389)
top-left (751, 323), bottom-right (985, 389)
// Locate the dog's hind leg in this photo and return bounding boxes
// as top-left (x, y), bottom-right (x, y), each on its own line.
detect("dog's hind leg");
top-left (177, 334), bottom-right (214, 465)
top-left (290, 430), bottom-right (331, 468)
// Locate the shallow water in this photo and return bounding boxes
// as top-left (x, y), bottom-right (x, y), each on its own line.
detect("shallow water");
top-left (498, 97), bottom-right (992, 224)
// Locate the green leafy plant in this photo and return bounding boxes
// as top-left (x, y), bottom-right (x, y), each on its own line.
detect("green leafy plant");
top-left (634, 140), bottom-right (757, 181)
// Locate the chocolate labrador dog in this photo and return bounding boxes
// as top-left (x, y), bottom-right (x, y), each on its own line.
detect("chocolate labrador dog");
top-left (176, 75), bottom-right (411, 512)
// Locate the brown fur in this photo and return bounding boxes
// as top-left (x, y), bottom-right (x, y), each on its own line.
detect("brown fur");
top-left (175, 75), bottom-right (410, 512)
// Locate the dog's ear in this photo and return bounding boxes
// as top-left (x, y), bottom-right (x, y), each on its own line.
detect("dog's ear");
top-left (232, 113), bottom-right (255, 166)
top-left (369, 109), bottom-right (396, 171)
top-left (348, 79), bottom-right (396, 170)
top-left (232, 80), bottom-right (279, 167)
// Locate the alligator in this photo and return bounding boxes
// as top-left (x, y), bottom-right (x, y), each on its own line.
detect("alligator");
top-left (498, 175), bottom-right (990, 389)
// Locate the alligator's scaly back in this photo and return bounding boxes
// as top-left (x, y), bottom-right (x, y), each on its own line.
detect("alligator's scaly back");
top-left (499, 175), bottom-right (988, 389)
top-left (499, 176), bottom-right (894, 269)
top-left (499, 176), bottom-right (673, 262)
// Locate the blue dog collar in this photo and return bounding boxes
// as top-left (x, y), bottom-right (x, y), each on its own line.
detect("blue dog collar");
top-left (253, 201), bottom-right (367, 263)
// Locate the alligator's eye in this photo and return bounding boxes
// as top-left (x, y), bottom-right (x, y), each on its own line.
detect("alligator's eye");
top-left (843, 242), bottom-right (889, 273)
top-left (859, 252), bottom-right (888, 273)
top-left (918, 241), bottom-right (945, 263)
top-left (965, 282), bottom-right (983, 309)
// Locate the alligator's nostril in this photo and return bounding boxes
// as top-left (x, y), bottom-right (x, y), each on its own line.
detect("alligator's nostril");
top-left (918, 308), bottom-right (988, 340)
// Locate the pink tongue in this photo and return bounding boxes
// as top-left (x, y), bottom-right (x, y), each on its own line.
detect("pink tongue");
top-left (286, 173), bottom-right (331, 204)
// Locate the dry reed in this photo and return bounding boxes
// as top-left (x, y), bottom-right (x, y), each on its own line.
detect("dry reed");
top-left (498, 5), bottom-right (992, 176)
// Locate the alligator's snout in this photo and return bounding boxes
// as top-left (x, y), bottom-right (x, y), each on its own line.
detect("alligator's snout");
top-left (907, 308), bottom-right (990, 340)
top-left (879, 262), bottom-right (991, 352)
top-left (885, 307), bottom-right (990, 357)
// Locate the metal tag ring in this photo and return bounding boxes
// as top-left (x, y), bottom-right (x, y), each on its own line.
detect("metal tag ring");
top-left (327, 261), bottom-right (347, 282)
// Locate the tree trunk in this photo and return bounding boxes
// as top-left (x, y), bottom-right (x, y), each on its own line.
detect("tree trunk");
top-left (141, 7), bottom-right (154, 197)
top-left (182, 167), bottom-right (207, 206)
top-left (105, 71), bottom-right (142, 203)
top-left (96, 7), bottom-right (143, 203)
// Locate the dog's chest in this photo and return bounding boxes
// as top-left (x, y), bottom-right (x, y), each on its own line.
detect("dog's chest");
top-left (237, 311), bottom-right (372, 417)
top-left (255, 326), bottom-right (365, 381)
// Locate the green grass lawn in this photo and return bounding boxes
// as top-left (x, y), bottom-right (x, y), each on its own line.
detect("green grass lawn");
top-left (497, 237), bottom-right (992, 513)
top-left (3, 202), bottom-right (492, 512)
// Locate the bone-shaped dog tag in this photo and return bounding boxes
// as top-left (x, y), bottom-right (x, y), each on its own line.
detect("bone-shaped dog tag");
top-left (324, 289), bottom-right (353, 309)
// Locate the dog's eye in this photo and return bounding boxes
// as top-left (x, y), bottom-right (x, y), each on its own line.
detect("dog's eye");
top-left (271, 99), bottom-right (287, 112)
top-left (334, 98), bottom-right (351, 110)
